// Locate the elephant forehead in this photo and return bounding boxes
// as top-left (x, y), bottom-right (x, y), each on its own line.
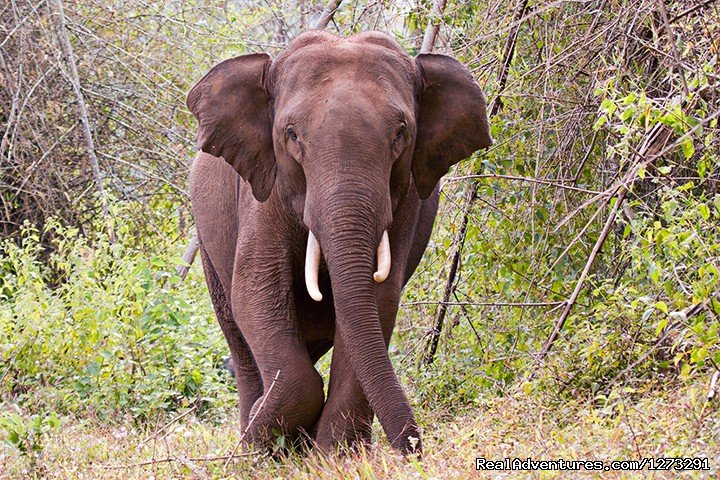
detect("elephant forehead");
top-left (275, 79), bottom-right (412, 134)
top-left (271, 40), bottom-right (417, 98)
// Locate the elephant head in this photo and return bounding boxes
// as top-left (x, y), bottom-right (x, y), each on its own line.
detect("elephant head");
top-left (187, 30), bottom-right (491, 453)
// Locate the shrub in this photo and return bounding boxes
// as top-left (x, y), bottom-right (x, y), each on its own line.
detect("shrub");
top-left (0, 219), bottom-right (235, 423)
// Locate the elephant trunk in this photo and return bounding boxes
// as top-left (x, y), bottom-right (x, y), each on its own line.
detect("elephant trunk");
top-left (305, 229), bottom-right (390, 300)
top-left (308, 188), bottom-right (420, 454)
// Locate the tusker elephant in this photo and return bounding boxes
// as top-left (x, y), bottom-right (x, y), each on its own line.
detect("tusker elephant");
top-left (187, 30), bottom-right (491, 455)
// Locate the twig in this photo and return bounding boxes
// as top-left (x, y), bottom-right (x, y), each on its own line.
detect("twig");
top-left (404, 300), bottom-right (564, 307)
top-left (98, 452), bottom-right (258, 470)
top-left (490, 0), bottom-right (530, 116)
top-left (669, 0), bottom-right (717, 24)
top-left (656, 0), bottom-right (689, 97)
top-left (447, 173), bottom-right (603, 195)
top-left (141, 405), bottom-right (197, 445)
top-left (552, 188), bottom-right (610, 233)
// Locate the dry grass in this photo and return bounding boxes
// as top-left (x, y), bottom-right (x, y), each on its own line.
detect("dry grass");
top-left (2, 380), bottom-right (718, 479)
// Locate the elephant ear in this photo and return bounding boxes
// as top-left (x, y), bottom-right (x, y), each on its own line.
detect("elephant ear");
top-left (187, 53), bottom-right (276, 202)
top-left (413, 54), bottom-right (493, 199)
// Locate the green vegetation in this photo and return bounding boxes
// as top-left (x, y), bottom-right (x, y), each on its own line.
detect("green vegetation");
top-left (1, 0), bottom-right (718, 478)
top-left (1, 221), bottom-right (235, 423)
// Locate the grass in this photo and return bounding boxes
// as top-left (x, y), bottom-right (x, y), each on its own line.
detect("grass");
top-left (2, 379), bottom-right (718, 479)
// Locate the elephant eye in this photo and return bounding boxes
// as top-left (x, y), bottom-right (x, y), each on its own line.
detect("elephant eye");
top-left (394, 125), bottom-right (407, 144)
top-left (393, 124), bottom-right (407, 144)
top-left (286, 126), bottom-right (298, 142)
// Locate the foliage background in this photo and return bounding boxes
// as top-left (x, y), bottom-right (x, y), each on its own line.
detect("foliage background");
top-left (1, 0), bottom-right (719, 477)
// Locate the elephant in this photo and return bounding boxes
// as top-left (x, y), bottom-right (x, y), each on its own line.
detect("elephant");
top-left (186, 30), bottom-right (491, 455)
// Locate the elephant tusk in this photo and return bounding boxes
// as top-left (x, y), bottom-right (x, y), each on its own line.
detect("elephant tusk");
top-left (373, 230), bottom-right (391, 283)
top-left (305, 230), bottom-right (323, 301)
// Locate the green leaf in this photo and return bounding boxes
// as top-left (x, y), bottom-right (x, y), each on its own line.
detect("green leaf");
top-left (698, 204), bottom-right (710, 220)
top-left (654, 301), bottom-right (668, 314)
top-left (170, 256), bottom-right (191, 267)
top-left (8, 430), bottom-right (20, 447)
top-left (86, 361), bottom-right (100, 377)
top-left (681, 137), bottom-right (695, 160)
top-left (691, 346), bottom-right (708, 363)
top-left (656, 318), bottom-right (668, 335)
top-left (150, 257), bottom-right (166, 268)
top-left (600, 98), bottom-right (616, 115)
top-left (593, 115), bottom-right (607, 130)
top-left (620, 106), bottom-right (634, 122)
top-left (677, 181), bottom-right (694, 192)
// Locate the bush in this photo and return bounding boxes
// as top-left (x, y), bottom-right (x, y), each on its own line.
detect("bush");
top-left (0, 219), bottom-right (235, 423)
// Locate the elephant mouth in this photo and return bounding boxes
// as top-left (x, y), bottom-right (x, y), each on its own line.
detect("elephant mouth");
top-left (304, 229), bottom-right (391, 301)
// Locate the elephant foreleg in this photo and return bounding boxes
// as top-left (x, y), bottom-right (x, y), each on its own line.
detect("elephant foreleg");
top-left (314, 331), bottom-right (374, 451)
top-left (200, 246), bottom-right (263, 428)
top-left (231, 252), bottom-right (325, 448)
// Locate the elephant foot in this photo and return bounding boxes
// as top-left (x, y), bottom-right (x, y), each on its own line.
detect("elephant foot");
top-left (244, 370), bottom-right (325, 451)
top-left (314, 408), bottom-right (374, 455)
top-left (252, 425), bottom-right (315, 459)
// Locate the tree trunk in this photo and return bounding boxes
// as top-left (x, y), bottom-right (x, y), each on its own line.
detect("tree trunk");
top-left (48, 0), bottom-right (113, 242)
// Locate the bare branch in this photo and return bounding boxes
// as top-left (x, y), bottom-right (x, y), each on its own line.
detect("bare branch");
top-left (656, 0), bottom-right (689, 97)
top-left (669, 0), bottom-right (718, 24)
top-left (405, 301), bottom-right (564, 308)
top-left (535, 123), bottom-right (673, 364)
top-left (420, 0), bottom-right (447, 53)
top-left (313, 0), bottom-right (343, 29)
top-left (424, 0), bottom-right (531, 366)
top-left (447, 173), bottom-right (603, 195)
